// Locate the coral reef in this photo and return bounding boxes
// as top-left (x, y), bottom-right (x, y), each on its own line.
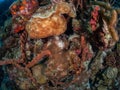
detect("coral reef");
top-left (9, 0), bottom-right (39, 33)
top-left (90, 5), bottom-right (100, 31)
top-left (0, 0), bottom-right (120, 90)
top-left (26, 2), bottom-right (76, 39)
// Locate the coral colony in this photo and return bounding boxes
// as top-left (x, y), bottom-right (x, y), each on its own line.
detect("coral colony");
top-left (0, 0), bottom-right (120, 90)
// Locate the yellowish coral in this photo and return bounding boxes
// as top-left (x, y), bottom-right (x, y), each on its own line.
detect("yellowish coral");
top-left (26, 2), bottom-right (76, 39)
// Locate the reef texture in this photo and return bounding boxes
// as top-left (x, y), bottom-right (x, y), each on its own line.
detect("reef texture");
top-left (0, 0), bottom-right (120, 90)
top-left (26, 2), bottom-right (76, 38)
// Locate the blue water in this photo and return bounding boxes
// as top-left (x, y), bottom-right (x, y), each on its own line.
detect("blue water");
top-left (0, 0), bottom-right (15, 14)
top-left (0, 0), bottom-right (4, 2)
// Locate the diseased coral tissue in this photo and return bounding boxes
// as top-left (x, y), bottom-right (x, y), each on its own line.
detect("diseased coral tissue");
top-left (0, 0), bottom-right (120, 90)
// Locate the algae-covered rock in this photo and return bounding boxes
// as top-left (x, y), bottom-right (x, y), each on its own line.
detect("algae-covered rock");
top-left (98, 85), bottom-right (107, 90)
top-left (106, 67), bottom-right (118, 79)
top-left (32, 64), bottom-right (47, 84)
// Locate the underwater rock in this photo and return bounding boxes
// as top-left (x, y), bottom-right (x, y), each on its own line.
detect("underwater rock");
top-left (106, 67), bottom-right (118, 79)
top-left (7, 66), bottom-right (35, 90)
top-left (97, 85), bottom-right (107, 90)
top-left (44, 37), bottom-right (75, 80)
top-left (32, 64), bottom-right (47, 84)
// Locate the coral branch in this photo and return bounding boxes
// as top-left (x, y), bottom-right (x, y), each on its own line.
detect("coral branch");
top-left (108, 10), bottom-right (119, 41)
top-left (0, 59), bottom-right (23, 66)
top-left (109, 27), bottom-right (119, 42)
top-left (20, 30), bottom-right (28, 63)
top-left (26, 50), bottom-right (51, 68)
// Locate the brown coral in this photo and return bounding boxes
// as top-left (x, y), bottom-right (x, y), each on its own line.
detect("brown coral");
top-left (26, 2), bottom-right (76, 39)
